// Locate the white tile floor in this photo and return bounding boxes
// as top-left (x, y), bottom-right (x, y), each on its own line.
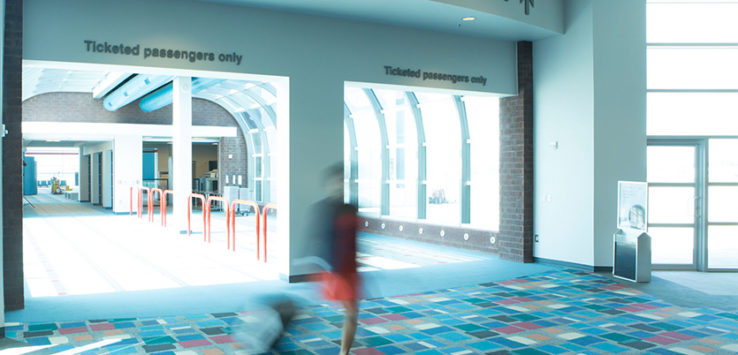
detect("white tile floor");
top-left (24, 194), bottom-right (283, 297)
top-left (23, 192), bottom-right (493, 299)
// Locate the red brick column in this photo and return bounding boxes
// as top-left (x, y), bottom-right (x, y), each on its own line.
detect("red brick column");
top-left (4, 0), bottom-right (24, 310)
top-left (499, 41), bottom-right (534, 263)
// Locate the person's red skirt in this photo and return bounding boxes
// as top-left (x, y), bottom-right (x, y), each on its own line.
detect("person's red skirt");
top-left (320, 272), bottom-right (359, 301)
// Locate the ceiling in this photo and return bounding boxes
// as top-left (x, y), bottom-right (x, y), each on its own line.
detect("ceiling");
top-left (198, 0), bottom-right (561, 41)
top-left (23, 67), bottom-right (108, 101)
top-left (22, 65), bottom-right (277, 148)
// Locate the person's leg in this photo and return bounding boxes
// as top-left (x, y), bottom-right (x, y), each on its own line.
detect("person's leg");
top-left (339, 300), bottom-right (358, 355)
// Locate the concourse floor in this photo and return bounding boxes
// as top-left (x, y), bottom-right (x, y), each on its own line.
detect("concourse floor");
top-left (4, 269), bottom-right (738, 354)
top-left (10, 193), bottom-right (737, 354)
top-left (22, 192), bottom-right (494, 299)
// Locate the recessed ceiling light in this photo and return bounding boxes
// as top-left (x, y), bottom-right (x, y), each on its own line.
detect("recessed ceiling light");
top-left (462, 16), bottom-right (476, 21)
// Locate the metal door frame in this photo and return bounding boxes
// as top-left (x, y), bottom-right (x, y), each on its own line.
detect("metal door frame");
top-left (647, 138), bottom-right (706, 271)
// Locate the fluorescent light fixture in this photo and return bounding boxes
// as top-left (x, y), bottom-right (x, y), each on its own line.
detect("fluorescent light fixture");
top-left (229, 89), bottom-right (238, 94)
top-left (244, 83), bottom-right (255, 89)
top-left (45, 139), bottom-right (61, 142)
top-left (462, 16), bottom-right (476, 21)
top-left (233, 107), bottom-right (246, 113)
top-left (92, 72), bottom-right (129, 99)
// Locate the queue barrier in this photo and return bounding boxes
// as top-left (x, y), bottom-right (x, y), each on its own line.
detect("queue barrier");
top-left (187, 193), bottom-right (207, 237)
top-left (161, 190), bottom-right (174, 227)
top-left (230, 200), bottom-right (260, 256)
top-left (261, 203), bottom-right (277, 263)
top-left (150, 188), bottom-right (163, 223)
top-left (205, 196), bottom-right (230, 248)
top-left (137, 187), bottom-right (151, 220)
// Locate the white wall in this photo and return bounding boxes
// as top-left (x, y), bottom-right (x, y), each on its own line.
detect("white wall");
top-left (113, 136), bottom-right (142, 214)
top-left (533, 0), bottom-right (646, 268)
top-left (24, 0), bottom-right (517, 95)
top-left (533, 0), bottom-right (595, 266)
top-left (592, 0), bottom-right (647, 266)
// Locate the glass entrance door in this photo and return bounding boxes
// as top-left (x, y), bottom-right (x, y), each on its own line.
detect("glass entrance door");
top-left (707, 139), bottom-right (738, 270)
top-left (647, 141), bottom-right (702, 270)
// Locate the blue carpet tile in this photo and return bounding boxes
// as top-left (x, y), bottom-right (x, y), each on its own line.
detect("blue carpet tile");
top-left (6, 269), bottom-right (738, 354)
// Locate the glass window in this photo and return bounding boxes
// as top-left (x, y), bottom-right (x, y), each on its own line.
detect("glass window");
top-left (375, 89), bottom-right (417, 220)
top-left (29, 148), bottom-right (80, 187)
top-left (648, 92), bottom-right (738, 136)
top-left (648, 47), bottom-right (738, 90)
top-left (345, 87), bottom-right (381, 216)
top-left (648, 2), bottom-right (738, 43)
top-left (709, 139), bottom-right (738, 183)
top-left (647, 146), bottom-right (695, 183)
top-left (648, 186), bottom-right (695, 224)
top-left (708, 226), bottom-right (738, 269)
top-left (416, 92), bottom-right (461, 225)
top-left (649, 227), bottom-right (694, 265)
top-left (708, 186), bottom-right (738, 223)
top-left (464, 95), bottom-right (500, 230)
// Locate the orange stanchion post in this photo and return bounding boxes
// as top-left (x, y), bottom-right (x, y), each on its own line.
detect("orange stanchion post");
top-left (261, 203), bottom-right (277, 263)
top-left (138, 187), bottom-right (151, 220)
top-left (187, 193), bottom-right (206, 237)
top-left (161, 190), bottom-right (174, 227)
top-left (150, 188), bottom-right (163, 224)
top-left (206, 196), bottom-right (230, 248)
top-left (230, 200), bottom-right (260, 255)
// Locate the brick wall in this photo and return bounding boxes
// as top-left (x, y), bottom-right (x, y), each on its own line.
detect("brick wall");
top-left (498, 41), bottom-right (534, 263)
top-left (23, 92), bottom-right (235, 127)
top-left (219, 132), bottom-right (247, 191)
top-left (4, 0), bottom-right (23, 311)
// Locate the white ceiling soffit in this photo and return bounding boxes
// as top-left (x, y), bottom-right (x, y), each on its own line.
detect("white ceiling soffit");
top-left (22, 66), bottom-right (109, 101)
top-left (24, 140), bottom-right (102, 148)
top-left (198, 0), bottom-right (563, 41)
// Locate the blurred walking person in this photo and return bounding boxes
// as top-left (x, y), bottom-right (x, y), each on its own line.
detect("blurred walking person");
top-left (312, 164), bottom-right (360, 355)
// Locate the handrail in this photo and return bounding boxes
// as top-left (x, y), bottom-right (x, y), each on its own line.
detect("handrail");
top-left (161, 190), bottom-right (174, 227)
top-left (150, 188), bottom-right (163, 223)
top-left (129, 186), bottom-right (133, 216)
top-left (137, 187), bottom-right (151, 220)
top-left (206, 196), bottom-right (230, 248)
top-left (230, 200), bottom-right (260, 256)
top-left (261, 203), bottom-right (277, 263)
top-left (187, 193), bottom-right (206, 237)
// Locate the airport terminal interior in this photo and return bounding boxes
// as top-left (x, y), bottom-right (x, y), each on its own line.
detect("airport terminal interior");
top-left (1, 0), bottom-right (737, 354)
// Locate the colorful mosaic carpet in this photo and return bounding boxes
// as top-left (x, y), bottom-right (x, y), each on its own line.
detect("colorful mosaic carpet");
top-left (5, 269), bottom-right (738, 354)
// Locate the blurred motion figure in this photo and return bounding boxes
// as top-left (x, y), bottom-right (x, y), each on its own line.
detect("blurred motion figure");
top-left (312, 164), bottom-right (360, 355)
